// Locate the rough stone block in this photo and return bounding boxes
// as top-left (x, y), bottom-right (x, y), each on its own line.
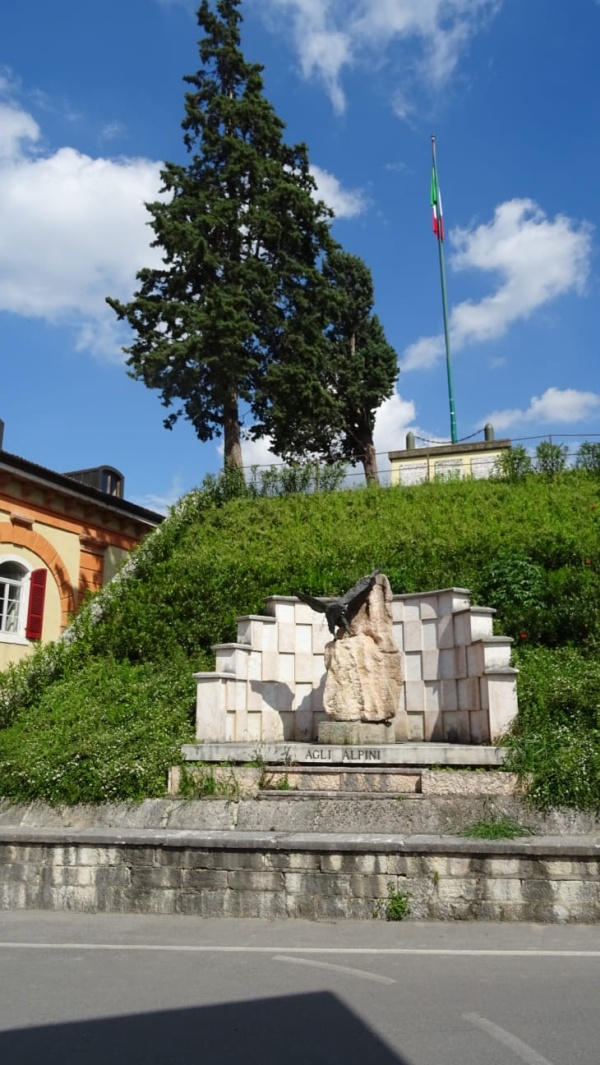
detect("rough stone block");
top-left (227, 870), bottom-right (285, 892)
top-left (265, 852), bottom-right (320, 871)
top-left (437, 877), bottom-right (480, 901)
top-left (483, 878), bottom-right (523, 903)
top-left (181, 869), bottom-right (229, 891)
top-left (350, 874), bottom-right (391, 899)
top-left (317, 721), bottom-right (394, 745)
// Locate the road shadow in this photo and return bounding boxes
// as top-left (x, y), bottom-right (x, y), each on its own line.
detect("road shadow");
top-left (0, 990), bottom-right (411, 1064)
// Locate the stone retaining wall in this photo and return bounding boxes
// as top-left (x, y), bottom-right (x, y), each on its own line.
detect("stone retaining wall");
top-left (1, 828), bottom-right (599, 922)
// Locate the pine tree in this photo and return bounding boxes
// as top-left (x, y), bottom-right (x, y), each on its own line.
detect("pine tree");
top-left (107, 0), bottom-right (332, 471)
top-left (254, 248), bottom-right (398, 485)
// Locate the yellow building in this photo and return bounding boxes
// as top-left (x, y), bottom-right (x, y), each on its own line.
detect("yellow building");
top-left (389, 433), bottom-right (511, 487)
top-left (0, 421), bottom-right (162, 670)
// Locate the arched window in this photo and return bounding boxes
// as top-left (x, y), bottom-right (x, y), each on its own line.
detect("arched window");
top-left (0, 559), bottom-right (47, 642)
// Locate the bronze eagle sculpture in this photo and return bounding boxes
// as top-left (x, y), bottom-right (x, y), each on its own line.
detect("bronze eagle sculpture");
top-left (294, 569), bottom-right (380, 638)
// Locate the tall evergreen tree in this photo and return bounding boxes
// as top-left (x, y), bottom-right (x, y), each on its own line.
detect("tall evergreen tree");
top-left (254, 248), bottom-right (398, 485)
top-left (107, 0), bottom-right (332, 471)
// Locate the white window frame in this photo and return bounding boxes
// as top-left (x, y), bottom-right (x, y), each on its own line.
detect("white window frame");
top-left (0, 555), bottom-right (33, 645)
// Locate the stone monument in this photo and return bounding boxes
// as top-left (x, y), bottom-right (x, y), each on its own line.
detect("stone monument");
top-left (298, 571), bottom-right (403, 745)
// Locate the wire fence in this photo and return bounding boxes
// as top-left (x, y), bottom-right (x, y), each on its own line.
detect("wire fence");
top-left (234, 430), bottom-right (600, 487)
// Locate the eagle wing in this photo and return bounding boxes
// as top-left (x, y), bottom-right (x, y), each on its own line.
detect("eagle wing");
top-left (339, 568), bottom-right (380, 609)
top-left (294, 590), bottom-right (328, 615)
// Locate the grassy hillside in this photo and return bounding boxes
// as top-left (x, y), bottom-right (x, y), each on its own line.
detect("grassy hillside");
top-left (0, 469), bottom-right (599, 808)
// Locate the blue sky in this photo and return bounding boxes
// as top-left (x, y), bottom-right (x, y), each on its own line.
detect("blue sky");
top-left (1, 0), bottom-right (599, 509)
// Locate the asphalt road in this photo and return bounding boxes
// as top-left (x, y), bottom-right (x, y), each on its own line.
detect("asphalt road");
top-left (0, 914), bottom-right (599, 1064)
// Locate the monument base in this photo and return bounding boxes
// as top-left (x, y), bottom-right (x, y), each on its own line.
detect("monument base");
top-left (318, 721), bottom-right (394, 746)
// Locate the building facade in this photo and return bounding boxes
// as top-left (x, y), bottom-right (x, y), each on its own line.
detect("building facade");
top-left (389, 435), bottom-right (511, 487)
top-left (0, 428), bottom-right (162, 670)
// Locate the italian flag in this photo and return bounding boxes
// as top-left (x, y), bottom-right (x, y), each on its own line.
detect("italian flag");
top-left (430, 167), bottom-right (444, 241)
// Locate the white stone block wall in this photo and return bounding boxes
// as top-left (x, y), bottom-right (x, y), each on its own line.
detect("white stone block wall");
top-left (195, 589), bottom-right (518, 745)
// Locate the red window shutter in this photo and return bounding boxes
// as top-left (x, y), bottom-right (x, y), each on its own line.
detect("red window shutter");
top-left (25, 569), bottom-right (47, 640)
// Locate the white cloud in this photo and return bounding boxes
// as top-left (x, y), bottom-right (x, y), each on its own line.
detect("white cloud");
top-left (484, 387), bottom-right (600, 432)
top-left (0, 102), bottom-right (163, 360)
top-left (260, 0), bottom-right (502, 113)
top-left (403, 199), bottom-right (592, 371)
top-left (0, 102), bottom-right (40, 159)
top-left (310, 164), bottom-right (367, 218)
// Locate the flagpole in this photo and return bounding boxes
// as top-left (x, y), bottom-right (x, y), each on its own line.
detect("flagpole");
top-left (431, 134), bottom-right (458, 444)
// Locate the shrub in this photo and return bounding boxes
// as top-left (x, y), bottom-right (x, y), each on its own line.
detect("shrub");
top-left (535, 440), bottom-right (568, 479)
top-left (506, 645), bottom-right (600, 810)
top-left (576, 441), bottom-right (600, 476)
top-left (494, 446), bottom-right (532, 481)
top-left (0, 657), bottom-right (195, 804)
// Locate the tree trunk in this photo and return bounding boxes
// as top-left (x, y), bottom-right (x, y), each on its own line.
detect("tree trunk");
top-left (223, 389), bottom-right (243, 472)
top-left (361, 438), bottom-right (380, 486)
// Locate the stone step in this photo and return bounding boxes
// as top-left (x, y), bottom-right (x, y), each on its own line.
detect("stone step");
top-left (261, 765), bottom-right (422, 794)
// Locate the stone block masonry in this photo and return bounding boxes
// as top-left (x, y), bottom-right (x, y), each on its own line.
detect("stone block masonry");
top-left (194, 589), bottom-right (518, 747)
top-left (0, 828), bottom-right (599, 922)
